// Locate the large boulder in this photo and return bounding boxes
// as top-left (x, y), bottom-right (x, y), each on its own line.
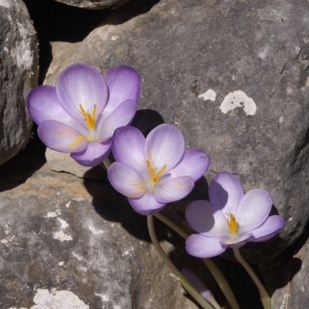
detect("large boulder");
top-left (43, 0), bottom-right (309, 262)
top-left (0, 0), bottom-right (38, 165)
top-left (0, 148), bottom-right (201, 309)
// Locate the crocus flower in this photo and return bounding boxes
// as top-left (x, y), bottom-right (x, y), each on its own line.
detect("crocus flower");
top-left (108, 124), bottom-right (210, 215)
top-left (185, 171), bottom-right (284, 258)
top-left (26, 63), bottom-right (140, 166)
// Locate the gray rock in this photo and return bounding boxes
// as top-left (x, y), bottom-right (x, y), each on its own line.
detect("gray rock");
top-left (53, 0), bottom-right (130, 10)
top-left (45, 148), bottom-right (107, 180)
top-left (43, 0), bottom-right (309, 262)
top-left (0, 0), bottom-right (39, 165)
top-left (0, 158), bottom-right (201, 309)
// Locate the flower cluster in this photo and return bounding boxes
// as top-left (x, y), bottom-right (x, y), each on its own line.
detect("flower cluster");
top-left (26, 63), bottom-right (284, 309)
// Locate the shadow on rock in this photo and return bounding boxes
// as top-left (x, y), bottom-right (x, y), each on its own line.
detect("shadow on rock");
top-left (0, 126), bottom-right (46, 192)
top-left (260, 217), bottom-right (309, 296)
top-left (24, 0), bottom-right (161, 84)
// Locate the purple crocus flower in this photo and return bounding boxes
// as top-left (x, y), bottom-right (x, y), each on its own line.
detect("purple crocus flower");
top-left (185, 172), bottom-right (284, 258)
top-left (26, 63), bottom-right (140, 166)
top-left (108, 124), bottom-right (210, 215)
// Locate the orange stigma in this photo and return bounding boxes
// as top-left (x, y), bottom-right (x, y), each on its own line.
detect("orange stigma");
top-left (226, 213), bottom-right (237, 234)
top-left (79, 103), bottom-right (97, 130)
top-left (146, 160), bottom-right (166, 183)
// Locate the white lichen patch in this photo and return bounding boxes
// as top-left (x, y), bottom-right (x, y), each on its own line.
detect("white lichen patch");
top-left (198, 89), bottom-right (217, 102)
top-left (53, 230), bottom-right (72, 242)
top-left (29, 289), bottom-right (89, 309)
top-left (46, 211), bottom-right (57, 218)
top-left (220, 90), bottom-right (257, 115)
top-left (88, 223), bottom-right (104, 236)
top-left (57, 218), bottom-right (69, 229)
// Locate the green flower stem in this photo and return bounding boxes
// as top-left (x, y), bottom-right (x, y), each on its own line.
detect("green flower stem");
top-left (154, 212), bottom-right (240, 309)
top-left (147, 215), bottom-right (215, 309)
top-left (102, 158), bottom-right (111, 169)
top-left (233, 247), bottom-right (271, 309)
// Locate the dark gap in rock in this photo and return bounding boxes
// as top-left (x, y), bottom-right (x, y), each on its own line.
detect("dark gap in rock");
top-left (24, 0), bottom-right (161, 84)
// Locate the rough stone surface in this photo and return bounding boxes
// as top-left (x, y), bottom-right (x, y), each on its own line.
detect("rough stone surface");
top-left (53, 0), bottom-right (130, 10)
top-left (0, 0), bottom-right (38, 165)
top-left (45, 148), bottom-right (106, 180)
top-left (0, 140), bottom-right (204, 309)
top-left (42, 0), bottom-right (309, 262)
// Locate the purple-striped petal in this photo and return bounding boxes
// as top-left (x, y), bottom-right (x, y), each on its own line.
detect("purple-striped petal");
top-left (96, 99), bottom-right (137, 141)
top-left (108, 162), bottom-right (146, 199)
top-left (154, 175), bottom-right (194, 203)
top-left (186, 200), bottom-right (228, 237)
top-left (128, 191), bottom-right (165, 215)
top-left (186, 234), bottom-right (226, 258)
top-left (104, 66), bottom-right (140, 115)
top-left (182, 268), bottom-right (213, 302)
top-left (56, 63), bottom-right (108, 125)
top-left (38, 120), bottom-right (88, 153)
top-left (170, 149), bottom-right (210, 181)
top-left (251, 215), bottom-right (284, 242)
top-left (209, 172), bottom-right (244, 213)
top-left (26, 85), bottom-right (74, 126)
top-left (70, 140), bottom-right (111, 167)
top-left (145, 124), bottom-right (185, 174)
top-left (236, 189), bottom-right (272, 233)
top-left (111, 126), bottom-right (147, 177)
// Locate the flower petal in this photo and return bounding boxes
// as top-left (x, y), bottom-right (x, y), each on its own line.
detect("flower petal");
top-left (96, 99), bottom-right (137, 141)
top-left (128, 191), bottom-right (165, 215)
top-left (104, 66), bottom-right (140, 115)
top-left (111, 126), bottom-right (147, 177)
top-left (145, 124), bottom-right (185, 174)
top-left (186, 234), bottom-right (226, 258)
top-left (70, 140), bottom-right (111, 167)
top-left (26, 85), bottom-right (74, 126)
top-left (108, 162), bottom-right (146, 199)
top-left (209, 172), bottom-right (244, 213)
top-left (250, 215), bottom-right (284, 242)
top-left (182, 268), bottom-right (213, 301)
top-left (236, 189), bottom-right (272, 233)
top-left (185, 200), bottom-right (228, 237)
top-left (154, 175), bottom-right (194, 203)
top-left (170, 149), bottom-right (210, 181)
top-left (220, 233), bottom-right (252, 248)
top-left (56, 63), bottom-right (108, 125)
top-left (38, 120), bottom-right (88, 153)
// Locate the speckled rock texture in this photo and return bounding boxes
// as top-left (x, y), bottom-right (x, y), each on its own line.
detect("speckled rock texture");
top-left (41, 0), bottom-right (309, 263)
top-left (0, 0), bottom-right (38, 165)
top-left (53, 0), bottom-right (130, 9)
top-left (0, 140), bottom-right (203, 309)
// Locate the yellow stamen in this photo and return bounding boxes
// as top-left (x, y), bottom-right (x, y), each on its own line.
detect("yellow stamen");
top-left (226, 214), bottom-right (237, 234)
top-left (146, 160), bottom-right (166, 183)
top-left (79, 103), bottom-right (97, 130)
top-left (68, 135), bottom-right (86, 149)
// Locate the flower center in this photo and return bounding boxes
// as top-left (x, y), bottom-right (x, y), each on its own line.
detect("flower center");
top-left (226, 213), bottom-right (237, 235)
top-left (146, 160), bottom-right (166, 184)
top-left (79, 103), bottom-right (97, 130)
